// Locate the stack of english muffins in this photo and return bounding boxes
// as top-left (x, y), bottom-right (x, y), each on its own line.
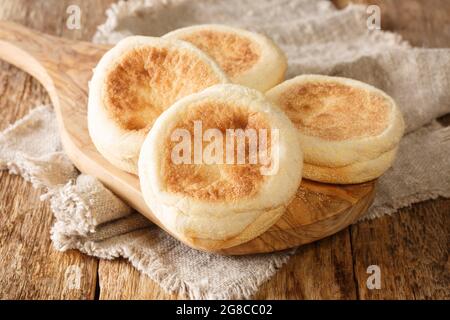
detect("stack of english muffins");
top-left (88, 24), bottom-right (404, 249)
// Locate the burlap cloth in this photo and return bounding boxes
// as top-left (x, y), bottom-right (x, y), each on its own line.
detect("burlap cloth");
top-left (1, 0), bottom-right (449, 299)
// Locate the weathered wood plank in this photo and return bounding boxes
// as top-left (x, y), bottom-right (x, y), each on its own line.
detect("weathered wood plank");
top-left (0, 171), bottom-right (98, 299)
top-left (255, 230), bottom-right (357, 299)
top-left (0, 65), bottom-right (98, 299)
top-left (0, 0), bottom-right (114, 299)
top-left (351, 199), bottom-right (450, 299)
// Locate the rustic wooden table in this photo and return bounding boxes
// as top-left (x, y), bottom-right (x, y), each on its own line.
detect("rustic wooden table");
top-left (0, 0), bottom-right (448, 300)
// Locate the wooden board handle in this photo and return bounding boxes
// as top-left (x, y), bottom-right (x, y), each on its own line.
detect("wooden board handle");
top-left (0, 21), bottom-right (110, 90)
top-left (0, 21), bottom-right (58, 91)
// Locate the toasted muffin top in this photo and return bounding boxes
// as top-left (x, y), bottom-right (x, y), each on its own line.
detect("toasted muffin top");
top-left (179, 29), bottom-right (261, 78)
top-left (276, 81), bottom-right (391, 141)
top-left (103, 45), bottom-right (226, 131)
top-left (163, 24), bottom-right (287, 92)
top-left (162, 100), bottom-right (272, 202)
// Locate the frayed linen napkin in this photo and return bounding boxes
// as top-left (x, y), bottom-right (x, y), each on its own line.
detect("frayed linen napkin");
top-left (1, 0), bottom-right (449, 299)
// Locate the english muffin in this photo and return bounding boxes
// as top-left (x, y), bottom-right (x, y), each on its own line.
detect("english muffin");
top-left (138, 84), bottom-right (302, 250)
top-left (266, 75), bottom-right (405, 184)
top-left (163, 24), bottom-right (287, 92)
top-left (88, 36), bottom-right (229, 174)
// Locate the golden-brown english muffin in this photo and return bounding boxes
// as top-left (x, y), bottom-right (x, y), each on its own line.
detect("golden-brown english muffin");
top-left (163, 24), bottom-right (287, 92)
top-left (138, 84), bottom-right (302, 250)
top-left (88, 36), bottom-right (229, 174)
top-left (266, 75), bottom-right (405, 184)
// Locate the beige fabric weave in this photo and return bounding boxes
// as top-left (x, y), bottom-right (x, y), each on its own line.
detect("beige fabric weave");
top-left (1, 0), bottom-right (449, 299)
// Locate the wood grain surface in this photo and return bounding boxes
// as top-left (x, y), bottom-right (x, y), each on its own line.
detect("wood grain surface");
top-left (0, 0), bottom-right (448, 299)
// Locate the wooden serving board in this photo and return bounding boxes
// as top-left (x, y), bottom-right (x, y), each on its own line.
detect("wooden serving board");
top-left (0, 21), bottom-right (376, 255)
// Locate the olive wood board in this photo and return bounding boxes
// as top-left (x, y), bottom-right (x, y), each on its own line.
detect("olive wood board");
top-left (0, 21), bottom-right (376, 255)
